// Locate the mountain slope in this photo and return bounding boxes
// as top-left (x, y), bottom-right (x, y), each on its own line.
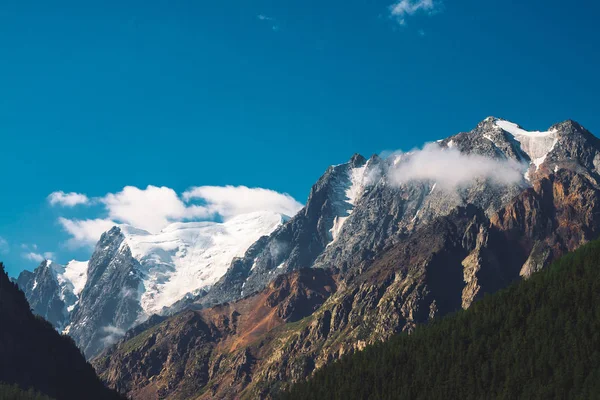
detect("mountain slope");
top-left (0, 263), bottom-right (123, 400)
top-left (93, 268), bottom-right (336, 399)
top-left (281, 236), bottom-right (600, 400)
top-left (93, 118), bottom-right (600, 399)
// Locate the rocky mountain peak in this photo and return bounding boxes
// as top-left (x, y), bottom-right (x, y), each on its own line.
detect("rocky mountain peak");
top-left (16, 260), bottom-right (68, 329)
top-left (349, 153), bottom-right (367, 167)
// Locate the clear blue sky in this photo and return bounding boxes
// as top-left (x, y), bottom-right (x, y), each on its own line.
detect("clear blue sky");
top-left (1, 0), bottom-right (599, 277)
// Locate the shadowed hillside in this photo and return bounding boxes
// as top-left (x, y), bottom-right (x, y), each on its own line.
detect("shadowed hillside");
top-left (0, 263), bottom-right (124, 400)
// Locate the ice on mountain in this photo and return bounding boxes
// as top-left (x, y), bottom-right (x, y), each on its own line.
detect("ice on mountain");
top-left (495, 120), bottom-right (558, 171)
top-left (121, 211), bottom-right (283, 315)
top-left (63, 260), bottom-right (88, 297)
top-left (329, 161), bottom-right (368, 243)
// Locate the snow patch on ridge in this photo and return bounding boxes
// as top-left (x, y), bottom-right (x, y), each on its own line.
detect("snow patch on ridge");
top-left (329, 162), bottom-right (369, 242)
top-left (52, 265), bottom-right (72, 304)
top-left (495, 120), bottom-right (558, 173)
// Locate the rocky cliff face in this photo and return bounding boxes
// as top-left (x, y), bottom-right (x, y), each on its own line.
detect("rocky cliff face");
top-left (16, 261), bottom-right (70, 329)
top-left (187, 154), bottom-right (368, 312)
top-left (16, 259), bottom-right (87, 331)
top-left (67, 227), bottom-right (144, 358)
top-left (94, 118), bottom-right (600, 399)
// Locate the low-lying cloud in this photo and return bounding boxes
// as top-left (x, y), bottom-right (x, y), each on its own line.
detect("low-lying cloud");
top-left (100, 325), bottom-right (126, 346)
top-left (385, 143), bottom-right (526, 190)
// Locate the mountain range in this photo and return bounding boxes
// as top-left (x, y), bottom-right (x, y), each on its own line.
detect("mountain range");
top-left (16, 117), bottom-right (600, 399)
top-left (17, 211), bottom-right (285, 358)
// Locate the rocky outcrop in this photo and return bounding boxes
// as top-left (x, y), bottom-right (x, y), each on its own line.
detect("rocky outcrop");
top-left (16, 261), bottom-right (70, 329)
top-left (68, 227), bottom-right (143, 358)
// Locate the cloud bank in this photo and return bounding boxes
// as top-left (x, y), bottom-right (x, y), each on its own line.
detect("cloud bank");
top-left (385, 143), bottom-right (526, 189)
top-left (183, 185), bottom-right (303, 219)
top-left (55, 185), bottom-right (303, 249)
top-left (22, 250), bottom-right (55, 263)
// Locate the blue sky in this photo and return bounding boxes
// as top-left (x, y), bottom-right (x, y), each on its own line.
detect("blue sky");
top-left (1, 0), bottom-right (599, 277)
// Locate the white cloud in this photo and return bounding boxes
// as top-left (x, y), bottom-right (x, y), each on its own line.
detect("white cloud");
top-left (257, 14), bottom-right (279, 31)
top-left (257, 14), bottom-right (273, 21)
top-left (0, 237), bottom-right (8, 254)
top-left (102, 185), bottom-right (209, 233)
top-left (19, 242), bottom-right (55, 263)
top-left (23, 251), bottom-right (56, 263)
top-left (54, 185), bottom-right (302, 248)
top-left (23, 252), bottom-right (44, 262)
top-left (48, 191), bottom-right (90, 207)
top-left (183, 185), bottom-right (303, 219)
top-left (100, 325), bottom-right (126, 346)
top-left (386, 143), bottom-right (526, 190)
top-left (389, 0), bottom-right (441, 25)
top-left (58, 218), bottom-right (117, 249)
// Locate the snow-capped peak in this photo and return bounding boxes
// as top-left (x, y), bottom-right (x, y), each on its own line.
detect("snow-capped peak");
top-left (41, 259), bottom-right (88, 312)
top-left (120, 210), bottom-right (285, 315)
